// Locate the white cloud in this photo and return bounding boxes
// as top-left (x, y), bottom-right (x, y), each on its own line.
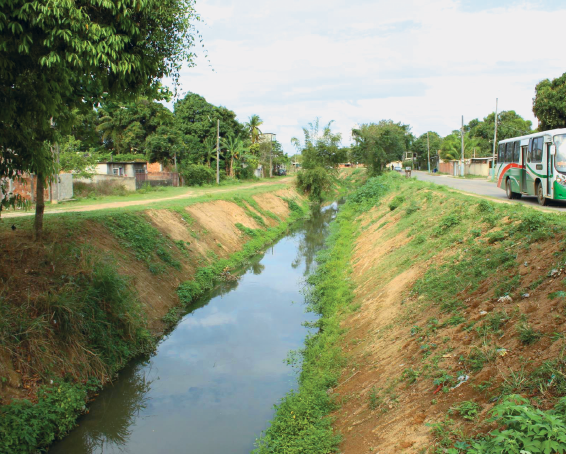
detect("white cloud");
top-left (168, 0), bottom-right (566, 153)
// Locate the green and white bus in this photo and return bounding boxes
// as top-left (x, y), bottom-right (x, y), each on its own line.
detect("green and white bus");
top-left (496, 128), bottom-right (566, 206)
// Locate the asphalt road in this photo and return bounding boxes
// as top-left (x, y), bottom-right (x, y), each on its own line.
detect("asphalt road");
top-left (412, 171), bottom-right (566, 212)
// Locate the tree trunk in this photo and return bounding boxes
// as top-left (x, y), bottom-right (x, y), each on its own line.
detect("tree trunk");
top-left (34, 174), bottom-right (45, 242)
top-left (231, 157), bottom-right (234, 177)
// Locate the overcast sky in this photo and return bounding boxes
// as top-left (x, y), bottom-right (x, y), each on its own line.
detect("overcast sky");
top-left (168, 0), bottom-right (566, 154)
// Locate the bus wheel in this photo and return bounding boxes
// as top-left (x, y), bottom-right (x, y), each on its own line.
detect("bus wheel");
top-left (506, 179), bottom-right (521, 199)
top-left (506, 179), bottom-right (513, 199)
top-left (537, 182), bottom-right (548, 206)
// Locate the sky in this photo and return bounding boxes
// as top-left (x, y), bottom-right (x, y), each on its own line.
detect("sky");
top-left (167, 0), bottom-right (566, 154)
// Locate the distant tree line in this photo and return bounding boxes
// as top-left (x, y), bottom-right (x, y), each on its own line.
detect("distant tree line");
top-left (57, 93), bottom-right (287, 182)
top-left (348, 71), bottom-right (566, 175)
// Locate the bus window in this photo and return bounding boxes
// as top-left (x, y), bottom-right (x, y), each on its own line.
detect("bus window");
top-left (513, 142), bottom-right (520, 163)
top-left (505, 143), bottom-right (513, 162)
top-left (532, 137), bottom-right (543, 163)
top-left (498, 143), bottom-right (505, 162)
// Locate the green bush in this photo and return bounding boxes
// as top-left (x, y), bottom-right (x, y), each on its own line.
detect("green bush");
top-left (388, 195), bottom-right (405, 211)
top-left (180, 164), bottom-right (215, 186)
top-left (467, 395), bottom-right (566, 454)
top-left (0, 380), bottom-right (98, 454)
top-left (296, 167), bottom-right (332, 202)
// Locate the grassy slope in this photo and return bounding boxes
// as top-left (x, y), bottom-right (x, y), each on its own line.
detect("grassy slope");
top-left (0, 184), bottom-right (307, 454)
top-left (255, 172), bottom-right (566, 453)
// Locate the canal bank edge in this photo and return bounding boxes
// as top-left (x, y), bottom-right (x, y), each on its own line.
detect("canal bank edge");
top-left (0, 185), bottom-right (308, 453)
top-left (255, 172), bottom-right (566, 453)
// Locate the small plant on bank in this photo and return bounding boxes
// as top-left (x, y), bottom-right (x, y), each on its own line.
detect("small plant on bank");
top-left (388, 195), bottom-right (405, 211)
top-left (449, 401), bottom-right (481, 421)
top-left (516, 321), bottom-right (542, 345)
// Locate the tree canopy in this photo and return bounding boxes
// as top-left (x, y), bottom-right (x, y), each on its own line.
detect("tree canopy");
top-left (352, 120), bottom-right (412, 175)
top-left (533, 72), bottom-right (566, 131)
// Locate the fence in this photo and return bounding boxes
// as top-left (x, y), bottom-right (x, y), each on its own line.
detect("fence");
top-left (135, 172), bottom-right (180, 190)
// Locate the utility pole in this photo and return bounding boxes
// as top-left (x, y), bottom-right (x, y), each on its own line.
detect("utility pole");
top-left (461, 115), bottom-right (465, 177)
top-left (491, 98), bottom-right (498, 180)
top-left (216, 119), bottom-right (220, 185)
top-left (269, 139), bottom-right (273, 178)
top-left (427, 131), bottom-right (430, 173)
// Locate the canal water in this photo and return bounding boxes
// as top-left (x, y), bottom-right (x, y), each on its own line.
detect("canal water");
top-left (50, 204), bottom-right (337, 454)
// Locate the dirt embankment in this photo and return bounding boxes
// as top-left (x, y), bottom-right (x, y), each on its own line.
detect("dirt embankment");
top-left (331, 187), bottom-right (566, 453)
top-left (0, 187), bottom-right (303, 405)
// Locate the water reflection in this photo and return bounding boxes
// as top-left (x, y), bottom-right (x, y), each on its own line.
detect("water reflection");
top-left (291, 202), bottom-right (339, 275)
top-left (50, 203), bottom-right (338, 454)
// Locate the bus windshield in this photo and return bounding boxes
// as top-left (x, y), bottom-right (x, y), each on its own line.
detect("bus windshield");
top-left (555, 134), bottom-right (566, 173)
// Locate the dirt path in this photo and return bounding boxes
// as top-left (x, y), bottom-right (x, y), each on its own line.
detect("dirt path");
top-left (2, 177), bottom-right (295, 218)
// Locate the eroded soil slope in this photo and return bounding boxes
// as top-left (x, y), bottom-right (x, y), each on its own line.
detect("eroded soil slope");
top-left (332, 184), bottom-right (566, 453)
top-left (0, 188), bottom-right (302, 405)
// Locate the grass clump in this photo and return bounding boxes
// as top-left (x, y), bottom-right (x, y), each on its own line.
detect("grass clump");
top-left (103, 212), bottom-right (180, 270)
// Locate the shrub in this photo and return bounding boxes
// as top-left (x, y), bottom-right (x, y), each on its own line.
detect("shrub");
top-left (73, 181), bottom-right (129, 198)
top-left (181, 164), bottom-right (215, 186)
top-left (388, 195), bottom-right (405, 211)
top-left (467, 395), bottom-right (566, 454)
top-left (296, 167), bottom-right (332, 202)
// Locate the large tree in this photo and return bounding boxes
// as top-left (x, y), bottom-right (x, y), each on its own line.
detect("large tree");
top-left (411, 132), bottom-right (442, 168)
top-left (468, 110), bottom-right (532, 151)
top-left (173, 93), bottom-right (246, 167)
top-left (533, 72), bottom-right (566, 131)
top-left (0, 0), bottom-right (198, 238)
top-left (352, 120), bottom-right (411, 175)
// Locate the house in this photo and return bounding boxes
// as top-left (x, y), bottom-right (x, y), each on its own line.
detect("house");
top-left (94, 161), bottom-right (147, 177)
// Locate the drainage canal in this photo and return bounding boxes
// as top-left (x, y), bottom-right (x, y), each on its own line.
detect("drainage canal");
top-left (50, 204), bottom-right (338, 454)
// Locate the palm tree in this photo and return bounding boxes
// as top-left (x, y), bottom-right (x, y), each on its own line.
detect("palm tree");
top-left (203, 137), bottom-right (217, 167)
top-left (245, 114), bottom-right (263, 144)
top-left (440, 133), bottom-right (483, 161)
top-left (222, 136), bottom-right (246, 177)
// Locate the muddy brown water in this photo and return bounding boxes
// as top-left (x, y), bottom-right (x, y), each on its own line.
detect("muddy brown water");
top-left (50, 204), bottom-right (338, 454)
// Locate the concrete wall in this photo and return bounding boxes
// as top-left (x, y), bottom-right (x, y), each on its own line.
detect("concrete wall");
top-left (439, 162), bottom-right (454, 174)
top-left (75, 174), bottom-right (136, 192)
top-left (50, 173), bottom-right (73, 201)
top-left (467, 162), bottom-right (490, 176)
top-left (3, 173), bottom-right (73, 202)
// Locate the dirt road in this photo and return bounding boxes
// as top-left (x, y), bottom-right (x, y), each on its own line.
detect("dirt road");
top-left (2, 177), bottom-right (295, 218)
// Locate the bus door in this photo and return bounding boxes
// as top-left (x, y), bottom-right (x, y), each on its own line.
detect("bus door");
top-left (547, 142), bottom-right (553, 197)
top-left (526, 137), bottom-right (545, 195)
top-left (521, 145), bottom-right (528, 192)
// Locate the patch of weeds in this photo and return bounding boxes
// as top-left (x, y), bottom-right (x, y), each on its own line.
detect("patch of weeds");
top-left (433, 214), bottom-right (461, 236)
top-left (235, 223), bottom-right (258, 237)
top-left (404, 201), bottom-right (420, 216)
top-left (462, 395), bottom-right (566, 453)
top-left (449, 400), bottom-right (481, 421)
top-left (350, 302), bottom-right (362, 312)
top-left (401, 367), bottom-right (420, 384)
top-left (487, 231), bottom-right (506, 244)
top-left (516, 321), bottom-right (542, 345)
top-left (470, 228), bottom-right (482, 238)
top-left (441, 313), bottom-right (466, 327)
top-left (388, 195), bottom-right (405, 211)
top-left (412, 234), bottom-right (426, 245)
top-left (464, 345), bottom-right (497, 371)
top-left (368, 386), bottom-right (380, 410)
top-left (476, 310), bottom-right (510, 336)
top-left (494, 274), bottom-right (521, 297)
top-left (476, 200), bottom-right (495, 214)
top-left (550, 291), bottom-right (566, 300)
top-left (162, 307), bottom-right (179, 328)
top-left (148, 262), bottom-right (166, 275)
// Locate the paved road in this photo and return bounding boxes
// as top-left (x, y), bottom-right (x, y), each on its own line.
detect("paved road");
top-left (412, 171), bottom-right (566, 212)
